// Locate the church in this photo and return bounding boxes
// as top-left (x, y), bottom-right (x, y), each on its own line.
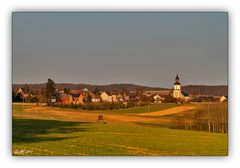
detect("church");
top-left (172, 74), bottom-right (190, 101)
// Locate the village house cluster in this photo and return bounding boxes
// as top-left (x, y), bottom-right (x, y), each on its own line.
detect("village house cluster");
top-left (50, 88), bottom-right (131, 105)
top-left (50, 89), bottom-right (172, 105)
top-left (13, 74), bottom-right (227, 105)
top-left (48, 74), bottom-right (187, 105)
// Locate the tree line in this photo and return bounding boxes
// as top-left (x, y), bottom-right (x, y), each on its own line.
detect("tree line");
top-left (12, 78), bottom-right (56, 104)
top-left (172, 103), bottom-right (228, 133)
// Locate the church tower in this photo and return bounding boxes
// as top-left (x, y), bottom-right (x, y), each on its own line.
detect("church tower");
top-left (173, 74), bottom-right (182, 99)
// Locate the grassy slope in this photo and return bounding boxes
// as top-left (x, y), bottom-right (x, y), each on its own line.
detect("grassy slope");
top-left (107, 104), bottom-right (180, 114)
top-left (12, 104), bottom-right (228, 156)
top-left (44, 103), bottom-right (180, 114)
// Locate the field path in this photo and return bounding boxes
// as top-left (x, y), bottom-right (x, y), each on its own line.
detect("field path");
top-left (138, 106), bottom-right (195, 117)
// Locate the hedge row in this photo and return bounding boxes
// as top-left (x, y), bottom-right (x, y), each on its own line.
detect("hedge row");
top-left (53, 102), bottom-right (137, 110)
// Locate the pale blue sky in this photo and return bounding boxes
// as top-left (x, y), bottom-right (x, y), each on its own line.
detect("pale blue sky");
top-left (13, 12), bottom-right (228, 88)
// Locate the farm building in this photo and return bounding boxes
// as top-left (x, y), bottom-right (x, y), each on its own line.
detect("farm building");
top-left (71, 93), bottom-right (84, 104)
top-left (57, 94), bottom-right (73, 105)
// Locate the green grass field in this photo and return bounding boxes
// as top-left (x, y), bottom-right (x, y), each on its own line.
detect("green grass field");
top-left (107, 103), bottom-right (179, 114)
top-left (12, 103), bottom-right (228, 156)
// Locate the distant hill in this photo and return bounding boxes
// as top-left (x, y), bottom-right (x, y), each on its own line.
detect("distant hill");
top-left (12, 83), bottom-right (227, 96)
top-left (182, 85), bottom-right (228, 96)
top-left (12, 83), bottom-right (166, 93)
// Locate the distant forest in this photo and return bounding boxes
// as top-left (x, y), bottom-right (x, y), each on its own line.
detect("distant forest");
top-left (181, 85), bottom-right (227, 96)
top-left (12, 83), bottom-right (227, 96)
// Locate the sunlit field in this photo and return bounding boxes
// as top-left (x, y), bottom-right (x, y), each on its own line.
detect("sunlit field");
top-left (12, 103), bottom-right (228, 156)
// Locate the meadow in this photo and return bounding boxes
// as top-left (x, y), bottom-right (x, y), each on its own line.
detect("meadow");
top-left (12, 103), bottom-right (228, 156)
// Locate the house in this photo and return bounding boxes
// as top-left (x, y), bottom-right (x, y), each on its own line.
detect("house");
top-left (15, 88), bottom-right (34, 102)
top-left (100, 92), bottom-right (109, 102)
top-left (16, 88), bottom-right (25, 96)
top-left (51, 95), bottom-right (57, 103)
top-left (83, 88), bottom-right (89, 93)
top-left (71, 90), bottom-right (82, 94)
top-left (56, 89), bottom-right (64, 94)
top-left (89, 91), bottom-right (101, 103)
top-left (50, 91), bottom-right (60, 104)
top-left (71, 93), bottom-right (84, 104)
top-left (153, 94), bottom-right (163, 103)
top-left (107, 95), bottom-right (113, 102)
top-left (219, 96), bottom-right (228, 103)
top-left (117, 93), bottom-right (124, 102)
top-left (57, 94), bottom-right (73, 105)
top-left (91, 95), bottom-right (101, 103)
top-left (16, 88), bottom-right (28, 98)
top-left (100, 91), bottom-right (118, 103)
top-left (111, 94), bottom-right (118, 102)
top-left (182, 92), bottom-right (191, 102)
top-left (70, 90), bottom-right (84, 104)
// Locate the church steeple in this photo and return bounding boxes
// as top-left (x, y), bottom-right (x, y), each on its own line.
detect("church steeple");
top-left (174, 74), bottom-right (180, 85)
top-left (173, 74), bottom-right (182, 99)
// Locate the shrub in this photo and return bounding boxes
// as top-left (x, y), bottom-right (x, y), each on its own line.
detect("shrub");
top-left (162, 95), bottom-right (178, 103)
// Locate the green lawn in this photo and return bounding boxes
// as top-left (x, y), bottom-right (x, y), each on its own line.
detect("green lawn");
top-left (12, 104), bottom-right (228, 156)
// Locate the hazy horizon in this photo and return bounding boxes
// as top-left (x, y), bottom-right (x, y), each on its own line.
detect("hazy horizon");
top-left (13, 12), bottom-right (228, 88)
top-left (12, 81), bottom-right (228, 89)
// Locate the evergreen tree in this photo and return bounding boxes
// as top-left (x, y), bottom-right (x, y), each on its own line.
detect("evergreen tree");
top-left (46, 78), bottom-right (55, 105)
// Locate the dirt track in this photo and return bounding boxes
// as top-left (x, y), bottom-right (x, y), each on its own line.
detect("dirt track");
top-left (138, 106), bottom-right (196, 117)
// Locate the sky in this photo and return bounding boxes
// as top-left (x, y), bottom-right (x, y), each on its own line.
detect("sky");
top-left (13, 12), bottom-right (228, 88)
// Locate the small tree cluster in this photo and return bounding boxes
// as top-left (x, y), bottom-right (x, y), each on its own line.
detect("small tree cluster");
top-left (171, 103), bottom-right (228, 133)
